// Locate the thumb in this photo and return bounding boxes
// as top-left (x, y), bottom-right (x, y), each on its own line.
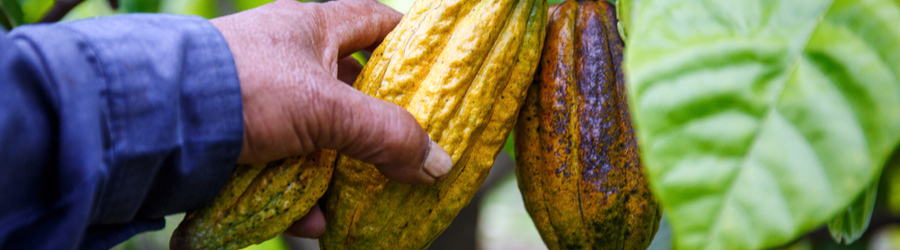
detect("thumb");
top-left (312, 80), bottom-right (453, 185)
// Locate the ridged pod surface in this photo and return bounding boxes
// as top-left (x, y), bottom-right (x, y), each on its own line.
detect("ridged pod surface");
top-left (319, 0), bottom-right (547, 249)
top-left (514, 1), bottom-right (660, 249)
top-left (170, 150), bottom-right (336, 250)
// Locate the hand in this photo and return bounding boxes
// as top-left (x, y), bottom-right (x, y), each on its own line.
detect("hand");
top-left (209, 0), bottom-right (453, 239)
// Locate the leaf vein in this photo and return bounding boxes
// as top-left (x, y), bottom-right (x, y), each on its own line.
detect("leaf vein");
top-left (704, 0), bottom-right (837, 248)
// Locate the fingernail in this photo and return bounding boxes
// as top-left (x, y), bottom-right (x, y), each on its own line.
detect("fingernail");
top-left (423, 141), bottom-right (453, 181)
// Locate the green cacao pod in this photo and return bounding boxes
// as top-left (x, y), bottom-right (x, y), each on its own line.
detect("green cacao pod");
top-left (319, 0), bottom-right (547, 249)
top-left (170, 150), bottom-right (336, 250)
top-left (514, 1), bottom-right (661, 249)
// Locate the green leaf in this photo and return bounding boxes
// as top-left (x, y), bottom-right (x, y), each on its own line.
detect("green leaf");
top-left (351, 51), bottom-right (368, 66)
top-left (503, 131), bottom-right (515, 158)
top-left (64, 0), bottom-right (116, 21)
top-left (159, 0), bottom-right (217, 19)
top-left (827, 180), bottom-right (877, 245)
top-left (770, 238), bottom-right (813, 250)
top-left (616, 0), bottom-right (630, 42)
top-left (1, 0), bottom-right (23, 29)
top-left (242, 235), bottom-right (289, 250)
top-left (624, 0), bottom-right (900, 249)
top-left (378, 0), bottom-right (415, 13)
top-left (17, 0), bottom-right (53, 23)
top-left (234, 0), bottom-right (273, 12)
top-left (121, 0), bottom-right (161, 13)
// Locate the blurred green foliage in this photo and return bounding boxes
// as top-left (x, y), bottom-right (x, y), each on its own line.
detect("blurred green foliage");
top-left (122, 0), bottom-right (160, 13)
top-left (378, 0), bottom-right (413, 12)
top-left (234, 0), bottom-right (274, 12)
top-left (884, 150), bottom-right (900, 216)
top-left (159, 0), bottom-right (217, 18)
top-left (502, 132), bottom-right (515, 158)
top-left (11, 0), bottom-right (320, 24)
top-left (16, 0), bottom-right (47, 23)
top-left (477, 173), bottom-right (546, 250)
top-left (13, 0), bottom-right (896, 250)
top-left (2, 0), bottom-right (23, 29)
top-left (871, 225), bottom-right (900, 250)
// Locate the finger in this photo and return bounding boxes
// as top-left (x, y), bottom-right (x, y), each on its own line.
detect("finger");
top-left (307, 79), bottom-right (452, 185)
top-left (284, 205), bottom-right (326, 238)
top-left (317, 0), bottom-right (403, 58)
top-left (337, 56), bottom-right (363, 85)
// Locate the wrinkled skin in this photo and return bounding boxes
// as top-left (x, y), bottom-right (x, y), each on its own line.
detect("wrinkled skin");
top-left (172, 1), bottom-right (453, 248)
top-left (319, 0), bottom-right (547, 249)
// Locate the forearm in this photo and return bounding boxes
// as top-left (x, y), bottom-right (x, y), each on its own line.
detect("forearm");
top-left (0, 14), bottom-right (242, 250)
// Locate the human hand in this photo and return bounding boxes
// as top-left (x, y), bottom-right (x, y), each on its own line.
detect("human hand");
top-left (209, 0), bottom-right (452, 239)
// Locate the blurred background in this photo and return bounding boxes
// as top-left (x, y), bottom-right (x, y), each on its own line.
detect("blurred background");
top-left (5, 0), bottom-right (900, 249)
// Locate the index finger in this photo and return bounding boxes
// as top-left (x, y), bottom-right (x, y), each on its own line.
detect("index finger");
top-left (316, 0), bottom-right (404, 59)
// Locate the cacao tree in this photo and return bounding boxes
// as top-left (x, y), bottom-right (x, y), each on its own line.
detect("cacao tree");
top-left (7, 0), bottom-right (900, 249)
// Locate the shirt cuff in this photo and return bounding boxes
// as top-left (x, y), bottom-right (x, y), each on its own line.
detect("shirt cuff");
top-left (74, 14), bottom-right (244, 223)
top-left (11, 14), bottom-right (243, 224)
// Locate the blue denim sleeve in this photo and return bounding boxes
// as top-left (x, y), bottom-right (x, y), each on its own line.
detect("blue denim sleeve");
top-left (0, 14), bottom-right (243, 250)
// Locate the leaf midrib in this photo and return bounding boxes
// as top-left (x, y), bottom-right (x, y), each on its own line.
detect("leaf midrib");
top-left (702, 0), bottom-right (837, 248)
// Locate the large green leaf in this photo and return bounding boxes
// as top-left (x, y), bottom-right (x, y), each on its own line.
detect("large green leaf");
top-left (827, 180), bottom-right (877, 245)
top-left (624, 0), bottom-right (900, 249)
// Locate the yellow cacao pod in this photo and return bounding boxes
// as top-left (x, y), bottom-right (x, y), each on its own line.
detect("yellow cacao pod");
top-left (514, 1), bottom-right (661, 249)
top-left (320, 0), bottom-right (547, 249)
top-left (170, 150), bottom-right (336, 250)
